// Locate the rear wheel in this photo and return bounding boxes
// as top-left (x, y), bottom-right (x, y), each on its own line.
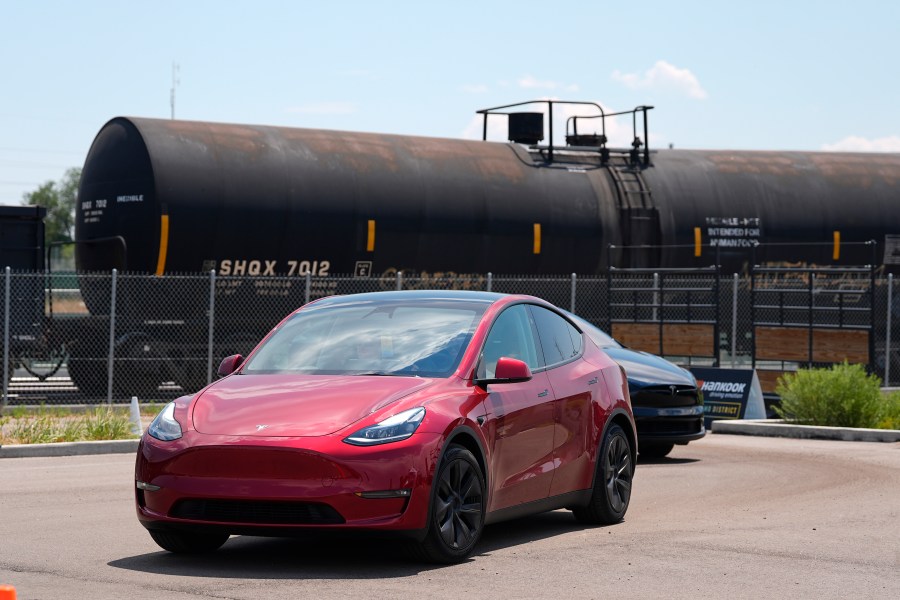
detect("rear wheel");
top-left (410, 444), bottom-right (485, 563)
top-left (148, 530), bottom-right (229, 553)
top-left (639, 441), bottom-right (674, 459)
top-left (573, 423), bottom-right (633, 524)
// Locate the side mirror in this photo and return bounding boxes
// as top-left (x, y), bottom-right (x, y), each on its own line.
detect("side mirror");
top-left (217, 354), bottom-right (244, 377)
top-left (476, 356), bottom-right (533, 387)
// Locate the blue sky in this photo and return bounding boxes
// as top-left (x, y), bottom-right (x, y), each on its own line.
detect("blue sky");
top-left (2, 0), bottom-right (899, 203)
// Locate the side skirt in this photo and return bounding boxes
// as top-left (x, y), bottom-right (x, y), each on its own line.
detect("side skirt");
top-left (484, 489), bottom-right (592, 526)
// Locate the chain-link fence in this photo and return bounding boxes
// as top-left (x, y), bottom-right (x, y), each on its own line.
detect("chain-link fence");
top-left (2, 268), bottom-right (899, 406)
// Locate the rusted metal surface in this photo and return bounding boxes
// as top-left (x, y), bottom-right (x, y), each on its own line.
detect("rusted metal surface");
top-left (76, 117), bottom-right (900, 284)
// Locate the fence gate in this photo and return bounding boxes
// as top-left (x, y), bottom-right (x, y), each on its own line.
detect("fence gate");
top-left (750, 264), bottom-right (875, 394)
top-left (606, 266), bottom-right (720, 366)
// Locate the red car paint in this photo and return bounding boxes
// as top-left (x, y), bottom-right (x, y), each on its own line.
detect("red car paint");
top-left (135, 291), bottom-right (635, 554)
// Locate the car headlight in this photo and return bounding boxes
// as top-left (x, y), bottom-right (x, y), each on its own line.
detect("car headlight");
top-left (343, 407), bottom-right (425, 446)
top-left (147, 401), bottom-right (182, 441)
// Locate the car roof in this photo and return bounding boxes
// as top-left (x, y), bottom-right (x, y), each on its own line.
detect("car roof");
top-left (311, 289), bottom-right (521, 307)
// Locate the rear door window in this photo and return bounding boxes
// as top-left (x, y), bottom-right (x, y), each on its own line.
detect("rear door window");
top-left (530, 305), bottom-right (583, 368)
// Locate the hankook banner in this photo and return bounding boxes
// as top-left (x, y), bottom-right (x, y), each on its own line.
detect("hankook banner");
top-left (689, 367), bottom-right (766, 428)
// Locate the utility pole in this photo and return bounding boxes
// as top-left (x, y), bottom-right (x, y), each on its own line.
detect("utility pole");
top-left (170, 62), bottom-right (180, 119)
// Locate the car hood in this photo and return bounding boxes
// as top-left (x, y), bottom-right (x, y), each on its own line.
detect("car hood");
top-left (192, 374), bottom-right (434, 437)
top-left (601, 347), bottom-right (696, 390)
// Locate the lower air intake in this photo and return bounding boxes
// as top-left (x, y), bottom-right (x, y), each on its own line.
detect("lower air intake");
top-left (170, 499), bottom-right (345, 525)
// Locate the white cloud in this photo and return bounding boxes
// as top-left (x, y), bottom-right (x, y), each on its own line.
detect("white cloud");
top-left (518, 75), bottom-right (580, 92)
top-left (285, 102), bottom-right (357, 115)
top-left (612, 60), bottom-right (708, 100)
top-left (821, 135), bottom-right (900, 152)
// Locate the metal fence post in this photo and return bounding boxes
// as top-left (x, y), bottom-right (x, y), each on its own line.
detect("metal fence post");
top-left (106, 268), bottom-right (118, 404)
top-left (652, 272), bottom-right (659, 322)
top-left (886, 273), bottom-right (893, 386)
top-left (2, 267), bottom-right (9, 409)
top-left (305, 273), bottom-right (311, 305)
top-left (487, 272), bottom-right (492, 293)
top-left (732, 273), bottom-right (738, 368)
top-left (207, 270), bottom-right (216, 385)
top-left (570, 273), bottom-right (577, 313)
top-left (396, 271), bottom-right (403, 291)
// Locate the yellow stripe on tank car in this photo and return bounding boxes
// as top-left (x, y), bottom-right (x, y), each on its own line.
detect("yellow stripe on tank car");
top-left (833, 230), bottom-right (841, 260)
top-left (155, 214), bottom-right (170, 276)
top-left (533, 223), bottom-right (542, 254)
top-left (367, 219), bottom-right (376, 252)
top-left (694, 227), bottom-right (702, 257)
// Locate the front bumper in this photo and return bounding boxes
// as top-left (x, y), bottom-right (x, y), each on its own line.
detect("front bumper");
top-left (134, 429), bottom-right (444, 538)
top-left (632, 404), bottom-right (706, 445)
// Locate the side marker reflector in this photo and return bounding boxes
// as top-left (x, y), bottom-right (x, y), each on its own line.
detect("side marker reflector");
top-left (367, 219), bottom-right (376, 252)
top-left (155, 214), bottom-right (170, 276)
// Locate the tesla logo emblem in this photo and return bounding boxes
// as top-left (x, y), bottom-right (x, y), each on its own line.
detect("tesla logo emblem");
top-left (669, 385), bottom-right (678, 398)
top-left (256, 424), bottom-right (269, 431)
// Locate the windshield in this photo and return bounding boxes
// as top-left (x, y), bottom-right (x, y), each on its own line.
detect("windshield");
top-left (242, 299), bottom-right (486, 377)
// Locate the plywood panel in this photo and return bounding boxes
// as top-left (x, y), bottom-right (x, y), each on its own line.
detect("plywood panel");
top-left (754, 326), bottom-right (869, 363)
top-left (756, 369), bottom-right (791, 394)
top-left (611, 322), bottom-right (714, 356)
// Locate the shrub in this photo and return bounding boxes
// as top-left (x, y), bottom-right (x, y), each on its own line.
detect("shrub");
top-left (775, 362), bottom-right (884, 428)
top-left (876, 391), bottom-right (900, 430)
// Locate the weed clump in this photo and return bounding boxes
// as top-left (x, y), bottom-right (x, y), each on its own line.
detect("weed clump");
top-left (776, 362), bottom-right (894, 429)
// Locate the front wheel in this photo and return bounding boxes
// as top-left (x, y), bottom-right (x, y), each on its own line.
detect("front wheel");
top-left (148, 530), bottom-right (229, 553)
top-left (573, 423), bottom-right (634, 524)
top-left (410, 444), bottom-right (485, 563)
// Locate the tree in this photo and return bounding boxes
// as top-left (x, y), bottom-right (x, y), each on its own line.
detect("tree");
top-left (23, 167), bottom-right (81, 244)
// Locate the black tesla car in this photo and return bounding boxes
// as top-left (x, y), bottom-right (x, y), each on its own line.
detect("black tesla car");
top-left (568, 314), bottom-right (706, 458)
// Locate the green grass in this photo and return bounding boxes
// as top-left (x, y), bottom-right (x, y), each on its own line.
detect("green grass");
top-left (0, 406), bottom-right (140, 445)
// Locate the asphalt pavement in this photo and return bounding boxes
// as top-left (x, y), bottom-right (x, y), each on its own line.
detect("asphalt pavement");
top-left (1, 434), bottom-right (898, 599)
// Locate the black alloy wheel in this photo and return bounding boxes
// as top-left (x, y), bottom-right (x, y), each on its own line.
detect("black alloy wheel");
top-left (603, 428), bottom-right (632, 514)
top-left (573, 423), bottom-right (633, 524)
top-left (412, 444), bottom-right (485, 563)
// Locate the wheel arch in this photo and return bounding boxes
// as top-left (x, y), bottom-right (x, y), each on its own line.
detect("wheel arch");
top-left (443, 424), bottom-right (489, 491)
top-left (603, 408), bottom-right (638, 471)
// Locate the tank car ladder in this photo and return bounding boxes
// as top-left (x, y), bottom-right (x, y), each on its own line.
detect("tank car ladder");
top-left (608, 156), bottom-right (660, 266)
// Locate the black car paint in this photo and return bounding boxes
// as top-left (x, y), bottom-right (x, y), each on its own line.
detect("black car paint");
top-left (567, 314), bottom-right (706, 450)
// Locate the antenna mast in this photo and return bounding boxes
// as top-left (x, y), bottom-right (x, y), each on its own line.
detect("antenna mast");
top-left (170, 62), bottom-right (180, 119)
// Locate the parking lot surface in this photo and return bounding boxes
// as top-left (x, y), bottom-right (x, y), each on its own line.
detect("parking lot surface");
top-left (1, 434), bottom-right (898, 599)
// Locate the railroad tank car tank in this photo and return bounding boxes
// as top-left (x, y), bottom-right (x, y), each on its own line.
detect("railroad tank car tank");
top-left (76, 113), bottom-right (900, 288)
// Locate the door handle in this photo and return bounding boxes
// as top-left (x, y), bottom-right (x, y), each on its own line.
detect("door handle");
top-left (537, 389), bottom-right (549, 398)
top-left (588, 377), bottom-right (599, 385)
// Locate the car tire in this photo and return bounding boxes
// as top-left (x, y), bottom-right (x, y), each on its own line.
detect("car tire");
top-left (148, 530), bottom-right (229, 553)
top-left (573, 423), bottom-right (633, 525)
top-left (409, 444), bottom-right (485, 564)
top-left (639, 441), bottom-right (674, 458)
